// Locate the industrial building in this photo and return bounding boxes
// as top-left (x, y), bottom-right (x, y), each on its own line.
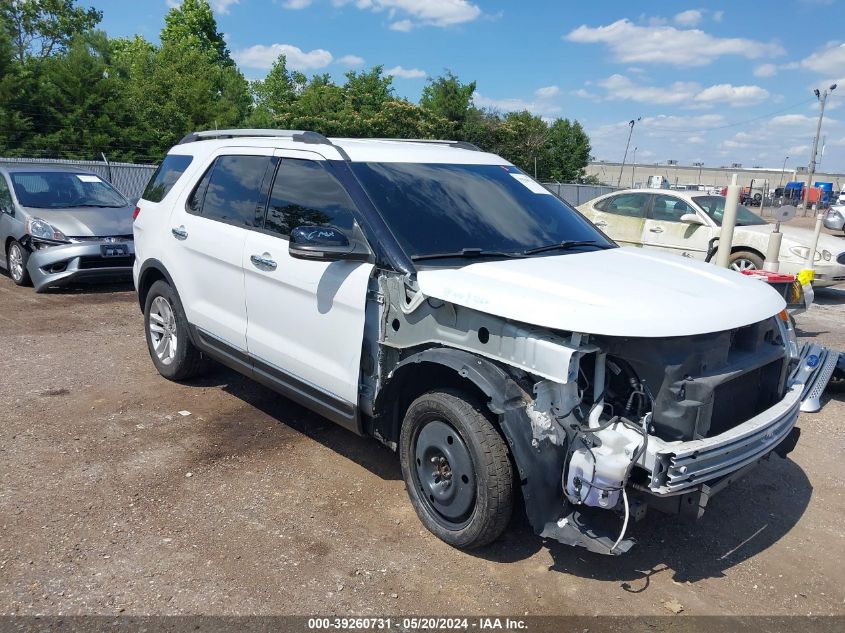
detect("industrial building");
top-left (586, 161), bottom-right (843, 192)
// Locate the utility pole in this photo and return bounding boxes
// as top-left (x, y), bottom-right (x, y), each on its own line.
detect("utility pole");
top-left (803, 84), bottom-right (837, 274)
top-left (778, 155), bottom-right (789, 189)
top-left (631, 146), bottom-right (637, 187)
top-left (617, 117), bottom-right (640, 188)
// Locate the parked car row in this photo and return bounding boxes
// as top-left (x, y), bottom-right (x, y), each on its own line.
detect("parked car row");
top-left (577, 188), bottom-right (845, 286)
top-left (1, 132), bottom-right (840, 557)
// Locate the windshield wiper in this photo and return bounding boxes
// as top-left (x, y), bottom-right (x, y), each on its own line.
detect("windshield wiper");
top-left (522, 240), bottom-right (613, 256)
top-left (75, 204), bottom-right (124, 208)
top-left (411, 248), bottom-right (526, 262)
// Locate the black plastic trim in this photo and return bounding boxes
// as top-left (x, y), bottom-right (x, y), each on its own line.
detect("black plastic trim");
top-left (188, 325), bottom-right (361, 434)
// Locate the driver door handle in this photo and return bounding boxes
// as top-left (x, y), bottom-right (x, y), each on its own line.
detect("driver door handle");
top-left (250, 253), bottom-right (277, 270)
top-left (594, 220), bottom-right (608, 227)
top-left (649, 227), bottom-right (664, 233)
top-left (171, 225), bottom-right (188, 240)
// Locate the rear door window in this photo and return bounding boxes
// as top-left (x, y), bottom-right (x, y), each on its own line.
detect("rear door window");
top-left (142, 154), bottom-right (193, 202)
top-left (604, 193), bottom-right (650, 218)
top-left (188, 155), bottom-right (272, 228)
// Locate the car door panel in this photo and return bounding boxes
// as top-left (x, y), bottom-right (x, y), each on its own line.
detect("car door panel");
top-left (243, 151), bottom-right (373, 425)
top-left (167, 148), bottom-right (274, 351)
top-left (643, 194), bottom-right (713, 260)
top-left (589, 193), bottom-right (651, 247)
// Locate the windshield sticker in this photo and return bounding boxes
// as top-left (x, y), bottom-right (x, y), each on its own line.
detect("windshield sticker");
top-left (76, 175), bottom-right (103, 183)
top-left (509, 172), bottom-right (552, 195)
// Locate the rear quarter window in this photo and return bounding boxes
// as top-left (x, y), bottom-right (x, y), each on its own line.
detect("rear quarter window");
top-left (142, 154), bottom-right (193, 202)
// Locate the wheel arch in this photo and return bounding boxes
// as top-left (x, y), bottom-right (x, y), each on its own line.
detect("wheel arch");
top-left (137, 259), bottom-right (176, 312)
top-left (373, 347), bottom-right (571, 539)
top-left (372, 348), bottom-right (524, 449)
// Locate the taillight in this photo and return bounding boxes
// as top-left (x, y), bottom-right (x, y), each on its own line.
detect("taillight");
top-left (133, 206), bottom-right (141, 221)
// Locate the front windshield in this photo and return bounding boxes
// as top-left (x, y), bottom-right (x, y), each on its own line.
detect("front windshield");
top-left (693, 195), bottom-right (767, 226)
top-left (349, 162), bottom-right (615, 261)
top-left (10, 171), bottom-right (128, 209)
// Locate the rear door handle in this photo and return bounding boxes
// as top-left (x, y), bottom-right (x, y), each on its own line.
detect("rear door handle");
top-left (594, 221), bottom-right (608, 227)
top-left (171, 225), bottom-right (188, 240)
top-left (250, 253), bottom-right (277, 270)
top-left (649, 227), bottom-right (664, 233)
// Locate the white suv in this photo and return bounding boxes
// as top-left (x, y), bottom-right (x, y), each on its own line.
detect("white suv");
top-left (133, 130), bottom-right (833, 555)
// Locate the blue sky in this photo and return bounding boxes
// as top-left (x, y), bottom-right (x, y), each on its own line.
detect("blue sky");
top-left (89, 0), bottom-right (845, 172)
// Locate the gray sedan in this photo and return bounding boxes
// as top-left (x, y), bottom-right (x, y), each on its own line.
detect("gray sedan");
top-left (0, 166), bottom-right (135, 292)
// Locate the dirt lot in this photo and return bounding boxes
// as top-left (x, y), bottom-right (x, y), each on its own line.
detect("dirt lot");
top-left (1, 260), bottom-right (844, 617)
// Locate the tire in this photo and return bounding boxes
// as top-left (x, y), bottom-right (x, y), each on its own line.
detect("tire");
top-left (7, 240), bottom-right (32, 286)
top-left (729, 250), bottom-right (764, 272)
top-left (399, 389), bottom-right (513, 549)
top-left (143, 279), bottom-right (211, 380)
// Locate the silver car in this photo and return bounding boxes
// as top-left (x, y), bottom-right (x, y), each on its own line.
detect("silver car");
top-left (0, 166), bottom-right (135, 292)
top-left (824, 205), bottom-right (845, 233)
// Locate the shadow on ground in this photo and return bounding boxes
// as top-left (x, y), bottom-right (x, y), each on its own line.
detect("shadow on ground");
top-left (183, 364), bottom-right (812, 589)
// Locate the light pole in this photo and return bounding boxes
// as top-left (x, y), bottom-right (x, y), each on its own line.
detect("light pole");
top-left (631, 146), bottom-right (637, 187)
top-left (803, 84), bottom-right (836, 274)
top-left (693, 161), bottom-right (703, 185)
top-left (778, 155), bottom-right (789, 189)
top-left (617, 117), bottom-right (641, 188)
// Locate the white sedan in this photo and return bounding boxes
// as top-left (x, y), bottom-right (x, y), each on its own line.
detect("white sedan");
top-left (578, 189), bottom-right (845, 287)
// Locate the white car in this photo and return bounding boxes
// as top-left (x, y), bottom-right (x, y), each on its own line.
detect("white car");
top-left (578, 188), bottom-right (845, 287)
top-left (132, 130), bottom-right (834, 556)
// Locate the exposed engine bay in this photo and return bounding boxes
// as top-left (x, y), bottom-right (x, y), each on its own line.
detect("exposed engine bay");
top-left (364, 274), bottom-right (806, 555)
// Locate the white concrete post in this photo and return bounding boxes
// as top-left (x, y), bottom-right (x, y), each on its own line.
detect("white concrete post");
top-left (716, 174), bottom-right (740, 268)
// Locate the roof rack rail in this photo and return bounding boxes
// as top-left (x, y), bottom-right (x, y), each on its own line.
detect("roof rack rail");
top-left (367, 138), bottom-right (483, 152)
top-left (178, 129), bottom-right (332, 146)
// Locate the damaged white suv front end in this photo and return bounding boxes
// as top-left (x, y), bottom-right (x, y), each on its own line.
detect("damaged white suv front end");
top-left (373, 247), bottom-right (819, 554)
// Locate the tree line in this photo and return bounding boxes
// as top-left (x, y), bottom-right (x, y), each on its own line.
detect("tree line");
top-left (0, 0), bottom-right (594, 181)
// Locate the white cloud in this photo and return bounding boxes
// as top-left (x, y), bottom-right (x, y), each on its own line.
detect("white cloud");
top-left (389, 19), bottom-right (413, 32)
top-left (754, 63), bottom-right (779, 77)
top-left (281, 0), bottom-right (312, 8)
top-left (336, 54), bottom-right (365, 67)
top-left (596, 74), bottom-right (698, 105)
top-left (534, 85), bottom-right (560, 98)
top-left (233, 43), bottom-right (333, 70)
top-left (592, 74), bottom-right (769, 107)
top-left (212, 0), bottom-right (239, 13)
top-left (712, 10), bottom-right (724, 21)
top-left (800, 41), bottom-right (845, 87)
top-left (565, 19), bottom-right (784, 67)
top-left (333, 0), bottom-right (481, 30)
top-left (472, 91), bottom-right (562, 118)
top-left (385, 65), bottom-right (426, 79)
top-left (694, 84), bottom-right (770, 107)
top-left (674, 9), bottom-right (703, 26)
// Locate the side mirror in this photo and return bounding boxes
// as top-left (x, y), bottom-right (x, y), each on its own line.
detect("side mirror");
top-left (680, 213), bottom-right (705, 225)
top-left (289, 225), bottom-right (371, 262)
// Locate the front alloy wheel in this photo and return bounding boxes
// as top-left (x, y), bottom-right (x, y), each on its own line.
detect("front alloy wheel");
top-left (7, 241), bottom-right (31, 286)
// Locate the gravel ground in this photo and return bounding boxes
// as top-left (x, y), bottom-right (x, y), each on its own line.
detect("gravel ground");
top-left (0, 264), bottom-right (843, 617)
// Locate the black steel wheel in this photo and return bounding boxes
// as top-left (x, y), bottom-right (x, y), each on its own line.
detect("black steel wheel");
top-left (399, 390), bottom-right (513, 549)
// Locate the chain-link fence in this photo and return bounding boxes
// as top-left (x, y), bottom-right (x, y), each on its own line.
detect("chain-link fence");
top-left (541, 182), bottom-right (619, 206)
top-left (0, 157), bottom-right (157, 202)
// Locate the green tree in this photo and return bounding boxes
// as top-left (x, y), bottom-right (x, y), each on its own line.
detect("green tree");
top-left (248, 54), bottom-right (306, 127)
top-left (160, 0), bottom-right (232, 67)
top-left (342, 66), bottom-right (393, 118)
top-left (30, 31), bottom-right (133, 159)
top-left (546, 118), bottom-right (592, 182)
top-left (420, 70), bottom-right (476, 128)
top-left (1, 0), bottom-right (101, 62)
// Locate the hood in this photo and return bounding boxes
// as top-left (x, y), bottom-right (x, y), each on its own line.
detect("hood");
top-left (415, 247), bottom-right (785, 338)
top-left (739, 223), bottom-right (845, 254)
top-left (23, 206), bottom-right (134, 238)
